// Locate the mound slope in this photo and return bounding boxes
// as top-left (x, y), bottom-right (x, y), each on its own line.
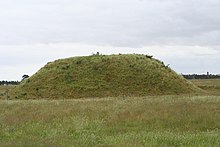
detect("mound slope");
top-left (13, 54), bottom-right (201, 99)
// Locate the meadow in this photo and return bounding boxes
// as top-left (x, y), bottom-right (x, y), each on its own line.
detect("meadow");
top-left (191, 78), bottom-right (220, 95)
top-left (0, 79), bottom-right (220, 146)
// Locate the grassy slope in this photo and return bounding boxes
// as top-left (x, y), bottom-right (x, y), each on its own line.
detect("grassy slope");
top-left (13, 54), bottom-right (201, 99)
top-left (0, 96), bottom-right (219, 146)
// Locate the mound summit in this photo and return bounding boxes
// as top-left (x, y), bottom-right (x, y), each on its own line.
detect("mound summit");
top-left (14, 54), bottom-right (200, 99)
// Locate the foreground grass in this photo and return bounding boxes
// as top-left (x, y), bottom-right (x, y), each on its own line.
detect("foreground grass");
top-left (0, 96), bottom-right (220, 146)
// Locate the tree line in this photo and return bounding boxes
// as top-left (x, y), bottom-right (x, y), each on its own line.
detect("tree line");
top-left (0, 81), bottom-right (20, 85)
top-left (0, 75), bottom-right (29, 85)
top-left (1, 73), bottom-right (220, 85)
top-left (182, 74), bottom-right (220, 79)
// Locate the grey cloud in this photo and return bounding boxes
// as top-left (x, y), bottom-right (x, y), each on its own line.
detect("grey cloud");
top-left (165, 53), bottom-right (220, 74)
top-left (0, 0), bottom-right (220, 47)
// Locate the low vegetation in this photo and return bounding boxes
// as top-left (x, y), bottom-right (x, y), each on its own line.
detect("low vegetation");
top-left (0, 96), bottom-right (219, 146)
top-left (0, 85), bottom-right (15, 100)
top-left (191, 78), bottom-right (220, 95)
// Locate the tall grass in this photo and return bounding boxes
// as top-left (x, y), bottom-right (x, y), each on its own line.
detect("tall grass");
top-left (0, 96), bottom-right (219, 146)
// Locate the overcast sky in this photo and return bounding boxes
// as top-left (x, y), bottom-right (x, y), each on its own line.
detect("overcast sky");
top-left (0, 0), bottom-right (220, 80)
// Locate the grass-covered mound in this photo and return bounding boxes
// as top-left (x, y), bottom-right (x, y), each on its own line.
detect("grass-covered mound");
top-left (13, 54), bottom-right (201, 99)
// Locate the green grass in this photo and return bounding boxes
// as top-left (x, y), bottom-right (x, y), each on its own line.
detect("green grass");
top-left (191, 79), bottom-right (220, 95)
top-left (13, 54), bottom-right (201, 99)
top-left (0, 96), bottom-right (219, 146)
top-left (0, 85), bottom-right (15, 100)
top-left (1, 56), bottom-right (219, 146)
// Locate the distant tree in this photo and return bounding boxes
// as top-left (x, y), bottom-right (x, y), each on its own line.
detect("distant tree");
top-left (22, 75), bottom-right (29, 81)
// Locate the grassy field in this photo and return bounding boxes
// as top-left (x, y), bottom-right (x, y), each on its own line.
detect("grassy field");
top-left (0, 85), bottom-right (15, 100)
top-left (191, 78), bottom-right (220, 95)
top-left (0, 79), bottom-right (220, 146)
top-left (0, 95), bottom-right (220, 146)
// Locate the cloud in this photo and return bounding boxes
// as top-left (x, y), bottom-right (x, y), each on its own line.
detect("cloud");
top-left (0, 0), bottom-right (220, 47)
top-left (0, 0), bottom-right (220, 80)
top-left (0, 43), bottom-right (219, 80)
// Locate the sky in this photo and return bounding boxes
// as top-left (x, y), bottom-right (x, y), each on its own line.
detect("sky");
top-left (0, 0), bottom-right (220, 80)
